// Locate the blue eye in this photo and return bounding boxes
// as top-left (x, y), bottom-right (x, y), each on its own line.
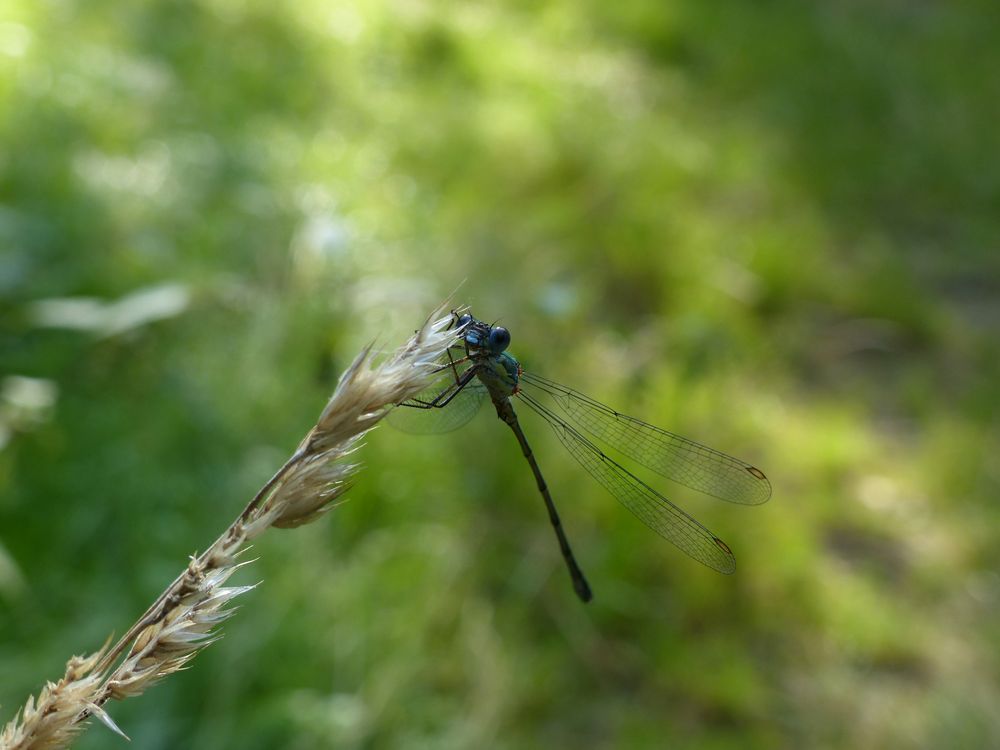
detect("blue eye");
top-left (488, 326), bottom-right (511, 352)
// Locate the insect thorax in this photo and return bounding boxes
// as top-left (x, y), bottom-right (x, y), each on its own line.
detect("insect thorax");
top-left (475, 351), bottom-right (520, 400)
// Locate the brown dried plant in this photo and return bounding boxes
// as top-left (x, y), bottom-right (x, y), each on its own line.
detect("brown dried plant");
top-left (0, 306), bottom-right (461, 750)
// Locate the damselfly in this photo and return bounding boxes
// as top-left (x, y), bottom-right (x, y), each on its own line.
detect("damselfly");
top-left (389, 311), bottom-right (770, 602)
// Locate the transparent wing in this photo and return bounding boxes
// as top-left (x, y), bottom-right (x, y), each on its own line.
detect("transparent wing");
top-left (519, 372), bottom-right (770, 505)
top-left (518, 392), bottom-right (736, 574)
top-left (387, 367), bottom-right (487, 434)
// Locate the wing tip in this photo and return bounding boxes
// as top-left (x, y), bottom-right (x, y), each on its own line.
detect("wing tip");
top-left (712, 536), bottom-right (737, 574)
top-left (745, 465), bottom-right (773, 504)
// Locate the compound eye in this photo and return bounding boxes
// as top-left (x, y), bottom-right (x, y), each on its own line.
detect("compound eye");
top-left (454, 313), bottom-right (473, 330)
top-left (488, 326), bottom-right (511, 352)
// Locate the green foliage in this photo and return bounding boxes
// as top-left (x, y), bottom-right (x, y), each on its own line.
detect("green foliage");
top-left (2, 0), bottom-right (999, 747)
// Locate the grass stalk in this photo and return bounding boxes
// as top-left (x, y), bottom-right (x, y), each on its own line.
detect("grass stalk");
top-left (0, 306), bottom-right (460, 750)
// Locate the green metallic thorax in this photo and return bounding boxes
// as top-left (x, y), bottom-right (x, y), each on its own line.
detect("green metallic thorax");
top-left (475, 351), bottom-right (520, 404)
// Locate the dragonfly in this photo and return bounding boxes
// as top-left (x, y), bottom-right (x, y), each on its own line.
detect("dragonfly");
top-left (388, 311), bottom-right (770, 602)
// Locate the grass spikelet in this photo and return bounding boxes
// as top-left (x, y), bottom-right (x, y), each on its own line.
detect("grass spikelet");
top-left (0, 649), bottom-right (112, 750)
top-left (0, 305), bottom-right (461, 750)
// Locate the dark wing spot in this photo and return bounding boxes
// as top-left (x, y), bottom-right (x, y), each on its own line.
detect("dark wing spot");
top-left (713, 537), bottom-right (733, 555)
top-left (746, 466), bottom-right (767, 481)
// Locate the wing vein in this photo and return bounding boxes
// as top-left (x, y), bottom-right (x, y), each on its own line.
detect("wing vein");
top-left (519, 391), bottom-right (735, 574)
top-left (520, 372), bottom-right (770, 505)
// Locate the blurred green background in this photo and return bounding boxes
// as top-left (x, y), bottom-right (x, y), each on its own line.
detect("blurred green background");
top-left (2, 1), bottom-right (999, 748)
